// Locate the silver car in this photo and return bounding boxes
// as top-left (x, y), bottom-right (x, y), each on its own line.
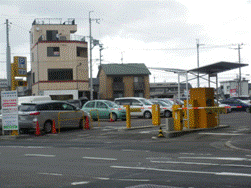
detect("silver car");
top-left (0, 101), bottom-right (90, 133)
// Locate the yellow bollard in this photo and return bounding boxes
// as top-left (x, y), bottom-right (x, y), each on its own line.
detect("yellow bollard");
top-left (172, 105), bottom-right (183, 131)
top-left (125, 105), bottom-right (131, 128)
top-left (152, 104), bottom-right (160, 126)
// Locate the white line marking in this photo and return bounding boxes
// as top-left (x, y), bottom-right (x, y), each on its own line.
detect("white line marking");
top-left (139, 131), bottom-right (151, 134)
top-left (24, 154), bottom-right (55, 157)
top-left (151, 160), bottom-right (251, 168)
top-left (0, 146), bottom-right (52, 149)
top-left (216, 172), bottom-right (251, 177)
top-left (38, 173), bottom-right (62, 176)
top-left (179, 153), bottom-right (212, 156)
top-left (111, 166), bottom-right (251, 177)
top-left (146, 157), bottom-right (171, 160)
top-left (116, 178), bottom-right (150, 182)
top-left (95, 177), bottom-right (110, 180)
top-left (94, 177), bottom-right (150, 182)
top-left (71, 181), bottom-right (89, 185)
top-left (83, 156), bottom-right (117, 161)
top-left (198, 133), bottom-right (243, 136)
top-left (178, 157), bottom-right (250, 161)
top-left (122, 149), bottom-right (149, 152)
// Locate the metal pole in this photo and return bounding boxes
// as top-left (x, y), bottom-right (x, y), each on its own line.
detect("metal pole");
top-left (216, 74), bottom-right (219, 104)
top-left (196, 39), bottom-right (200, 88)
top-left (6, 19), bottom-right (11, 91)
top-left (178, 73), bottom-right (180, 100)
top-left (186, 71), bottom-right (189, 129)
top-left (99, 44), bottom-right (103, 66)
top-left (238, 44), bottom-right (241, 97)
top-left (89, 11), bottom-right (93, 100)
top-left (208, 74), bottom-right (210, 87)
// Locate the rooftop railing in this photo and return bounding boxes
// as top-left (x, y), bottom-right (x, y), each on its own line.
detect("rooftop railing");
top-left (32, 18), bottom-right (75, 25)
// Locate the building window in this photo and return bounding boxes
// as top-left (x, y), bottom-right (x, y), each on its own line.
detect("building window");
top-left (47, 47), bottom-right (60, 57)
top-left (48, 69), bottom-right (73, 81)
top-left (77, 47), bottom-right (87, 57)
top-left (46, 30), bottom-right (58, 41)
top-left (114, 77), bottom-right (123, 83)
top-left (31, 53), bottom-right (34, 62)
top-left (32, 72), bottom-right (35, 84)
top-left (134, 76), bottom-right (143, 83)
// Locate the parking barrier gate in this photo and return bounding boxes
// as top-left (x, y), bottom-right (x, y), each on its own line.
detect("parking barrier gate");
top-left (58, 111), bottom-right (88, 133)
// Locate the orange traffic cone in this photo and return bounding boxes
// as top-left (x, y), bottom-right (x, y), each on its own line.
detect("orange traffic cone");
top-left (35, 121), bottom-right (41, 136)
top-left (51, 120), bottom-right (57, 134)
top-left (109, 113), bottom-right (114, 122)
top-left (85, 116), bottom-right (90, 130)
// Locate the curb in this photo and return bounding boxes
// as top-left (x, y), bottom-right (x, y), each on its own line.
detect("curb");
top-left (164, 125), bottom-right (230, 138)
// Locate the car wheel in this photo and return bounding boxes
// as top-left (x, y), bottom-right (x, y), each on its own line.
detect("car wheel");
top-left (79, 118), bottom-right (84, 129)
top-left (164, 110), bottom-right (172, 118)
top-left (111, 113), bottom-right (117, 121)
top-left (44, 121), bottom-right (52, 133)
top-left (144, 111), bottom-right (152, 119)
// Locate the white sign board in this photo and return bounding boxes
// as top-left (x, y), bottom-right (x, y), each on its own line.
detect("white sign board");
top-left (1, 91), bottom-right (19, 131)
top-left (18, 57), bottom-right (26, 69)
top-left (0, 80), bottom-right (8, 88)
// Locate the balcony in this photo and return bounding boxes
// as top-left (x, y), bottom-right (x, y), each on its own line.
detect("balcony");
top-left (38, 34), bottom-right (86, 43)
top-left (134, 82), bottom-right (144, 90)
top-left (113, 82), bottom-right (124, 91)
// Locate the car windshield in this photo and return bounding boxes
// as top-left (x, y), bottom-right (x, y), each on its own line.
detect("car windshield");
top-left (104, 101), bottom-right (119, 108)
top-left (139, 98), bottom-right (153, 105)
top-left (19, 104), bottom-right (37, 111)
top-left (162, 99), bottom-right (174, 105)
top-left (158, 101), bottom-right (170, 106)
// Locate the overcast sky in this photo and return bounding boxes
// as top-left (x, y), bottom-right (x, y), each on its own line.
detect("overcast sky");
top-left (1, 0), bottom-right (251, 87)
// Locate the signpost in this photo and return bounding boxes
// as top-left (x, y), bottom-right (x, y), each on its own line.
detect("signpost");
top-left (1, 90), bottom-right (18, 135)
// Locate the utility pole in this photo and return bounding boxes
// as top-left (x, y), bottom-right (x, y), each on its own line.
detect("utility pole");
top-left (5, 19), bottom-right (11, 90)
top-left (99, 44), bottom-right (104, 66)
top-left (89, 11), bottom-right (100, 100)
top-left (232, 43), bottom-right (243, 97)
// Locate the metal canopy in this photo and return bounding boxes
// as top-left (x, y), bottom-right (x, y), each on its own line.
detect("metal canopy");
top-left (189, 61), bottom-right (248, 75)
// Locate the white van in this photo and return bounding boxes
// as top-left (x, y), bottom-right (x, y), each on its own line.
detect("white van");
top-left (18, 96), bottom-right (51, 106)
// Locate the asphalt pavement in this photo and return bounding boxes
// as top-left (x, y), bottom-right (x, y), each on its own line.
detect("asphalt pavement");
top-left (1, 113), bottom-right (251, 153)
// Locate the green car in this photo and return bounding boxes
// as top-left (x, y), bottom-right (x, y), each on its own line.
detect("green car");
top-left (82, 100), bottom-right (126, 121)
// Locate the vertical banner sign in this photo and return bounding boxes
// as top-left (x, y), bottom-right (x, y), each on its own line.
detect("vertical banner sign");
top-left (1, 91), bottom-right (18, 131)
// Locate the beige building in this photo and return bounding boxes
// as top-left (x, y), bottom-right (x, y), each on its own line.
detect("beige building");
top-left (97, 63), bottom-right (151, 100)
top-left (30, 18), bottom-right (89, 100)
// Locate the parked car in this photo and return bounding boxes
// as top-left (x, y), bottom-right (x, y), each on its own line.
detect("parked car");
top-left (66, 97), bottom-right (89, 108)
top-left (0, 101), bottom-right (90, 133)
top-left (114, 97), bottom-right (163, 119)
top-left (228, 96), bottom-right (251, 104)
top-left (157, 98), bottom-right (175, 106)
top-left (214, 100), bottom-right (231, 113)
top-left (82, 100), bottom-right (126, 121)
top-left (221, 98), bottom-right (251, 112)
top-left (149, 99), bottom-right (173, 118)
